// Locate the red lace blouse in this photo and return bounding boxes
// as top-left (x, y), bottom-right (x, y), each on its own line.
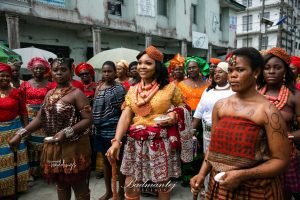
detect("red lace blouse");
top-left (0, 88), bottom-right (27, 122)
top-left (20, 81), bottom-right (52, 105)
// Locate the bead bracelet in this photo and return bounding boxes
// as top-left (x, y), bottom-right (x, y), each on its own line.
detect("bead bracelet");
top-left (111, 138), bottom-right (122, 146)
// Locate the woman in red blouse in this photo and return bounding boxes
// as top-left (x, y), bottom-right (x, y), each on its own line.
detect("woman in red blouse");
top-left (75, 62), bottom-right (97, 103)
top-left (20, 57), bottom-right (52, 178)
top-left (0, 62), bottom-right (29, 199)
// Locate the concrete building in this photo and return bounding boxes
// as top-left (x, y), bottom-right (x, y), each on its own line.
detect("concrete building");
top-left (236, 0), bottom-right (300, 56)
top-left (0, 0), bottom-right (244, 69)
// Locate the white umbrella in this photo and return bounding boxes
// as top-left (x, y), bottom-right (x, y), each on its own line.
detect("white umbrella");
top-left (87, 47), bottom-right (139, 69)
top-left (13, 47), bottom-right (57, 68)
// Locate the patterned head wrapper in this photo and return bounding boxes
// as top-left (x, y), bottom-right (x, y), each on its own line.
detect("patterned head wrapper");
top-left (27, 57), bottom-right (50, 73)
top-left (116, 60), bottom-right (129, 70)
top-left (144, 45), bottom-right (164, 62)
top-left (0, 62), bottom-right (12, 75)
top-left (266, 47), bottom-right (290, 64)
top-left (210, 58), bottom-right (221, 65)
top-left (169, 53), bottom-right (185, 72)
top-left (184, 56), bottom-right (210, 77)
top-left (75, 62), bottom-right (95, 77)
top-left (290, 56), bottom-right (300, 70)
top-left (217, 62), bottom-right (229, 73)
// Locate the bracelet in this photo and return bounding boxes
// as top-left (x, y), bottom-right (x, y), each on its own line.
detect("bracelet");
top-left (63, 127), bottom-right (75, 138)
top-left (111, 138), bottom-right (122, 146)
top-left (16, 128), bottom-right (28, 138)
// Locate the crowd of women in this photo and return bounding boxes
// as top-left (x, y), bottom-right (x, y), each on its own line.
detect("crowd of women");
top-left (0, 45), bottom-right (300, 200)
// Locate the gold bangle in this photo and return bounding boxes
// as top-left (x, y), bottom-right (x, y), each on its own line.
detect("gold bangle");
top-left (16, 128), bottom-right (28, 138)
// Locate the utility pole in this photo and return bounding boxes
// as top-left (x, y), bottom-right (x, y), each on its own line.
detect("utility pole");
top-left (246, 0), bottom-right (249, 47)
top-left (258, 0), bottom-right (266, 50)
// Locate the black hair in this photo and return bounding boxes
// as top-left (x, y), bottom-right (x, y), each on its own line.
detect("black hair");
top-left (154, 61), bottom-right (169, 89)
top-left (48, 58), bottom-right (54, 64)
top-left (136, 51), bottom-right (169, 89)
top-left (51, 57), bottom-right (74, 70)
top-left (102, 61), bottom-right (116, 72)
top-left (257, 54), bottom-right (296, 93)
top-left (129, 61), bottom-right (138, 71)
top-left (136, 51), bottom-right (146, 61)
top-left (206, 79), bottom-right (217, 91)
top-left (231, 47), bottom-right (264, 72)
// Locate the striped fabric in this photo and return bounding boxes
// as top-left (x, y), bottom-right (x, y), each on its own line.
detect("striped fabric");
top-left (0, 117), bottom-right (29, 197)
top-left (93, 83), bottom-right (126, 138)
top-left (26, 104), bottom-right (46, 177)
top-left (206, 116), bottom-right (283, 199)
top-left (206, 170), bottom-right (283, 200)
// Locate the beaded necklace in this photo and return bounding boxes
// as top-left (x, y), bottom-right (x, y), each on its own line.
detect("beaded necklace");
top-left (134, 80), bottom-right (160, 117)
top-left (259, 85), bottom-right (289, 110)
top-left (83, 81), bottom-right (94, 91)
top-left (47, 86), bottom-right (74, 105)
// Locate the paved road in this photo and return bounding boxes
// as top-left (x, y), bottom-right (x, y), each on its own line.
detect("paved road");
top-left (18, 172), bottom-right (201, 200)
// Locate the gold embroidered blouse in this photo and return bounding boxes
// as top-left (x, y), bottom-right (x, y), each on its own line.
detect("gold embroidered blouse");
top-left (125, 83), bottom-right (184, 126)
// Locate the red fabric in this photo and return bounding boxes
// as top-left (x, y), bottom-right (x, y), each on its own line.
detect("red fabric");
top-left (20, 81), bottom-right (52, 104)
top-left (83, 82), bottom-right (97, 99)
top-left (121, 81), bottom-right (130, 91)
top-left (75, 62), bottom-right (95, 77)
top-left (0, 88), bottom-right (27, 121)
top-left (296, 83), bottom-right (300, 90)
top-left (291, 56), bottom-right (300, 69)
top-left (0, 62), bottom-right (12, 75)
top-left (281, 154), bottom-right (300, 192)
top-left (50, 80), bottom-right (84, 92)
top-left (129, 105), bottom-right (189, 151)
top-left (27, 57), bottom-right (50, 73)
top-left (209, 116), bottom-right (261, 160)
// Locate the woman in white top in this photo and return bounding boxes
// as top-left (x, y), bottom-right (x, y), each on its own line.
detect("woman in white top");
top-left (193, 62), bottom-right (235, 153)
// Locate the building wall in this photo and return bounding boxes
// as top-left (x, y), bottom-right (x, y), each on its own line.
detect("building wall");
top-left (1, 0), bottom-right (243, 61)
top-left (236, 0), bottom-right (300, 55)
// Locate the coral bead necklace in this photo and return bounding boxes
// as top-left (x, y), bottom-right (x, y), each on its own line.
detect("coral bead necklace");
top-left (259, 85), bottom-right (289, 110)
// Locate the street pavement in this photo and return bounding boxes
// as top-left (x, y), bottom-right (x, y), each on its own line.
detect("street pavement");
top-left (18, 172), bottom-right (200, 200)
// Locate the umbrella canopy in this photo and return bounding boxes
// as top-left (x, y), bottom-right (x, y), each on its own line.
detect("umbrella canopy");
top-left (0, 43), bottom-right (22, 63)
top-left (87, 47), bottom-right (139, 69)
top-left (13, 47), bottom-right (57, 68)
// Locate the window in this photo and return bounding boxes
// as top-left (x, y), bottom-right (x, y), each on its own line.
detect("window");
top-left (242, 15), bottom-right (253, 31)
top-left (108, 0), bottom-right (122, 16)
top-left (191, 4), bottom-right (197, 24)
top-left (242, 0), bottom-right (252, 7)
top-left (262, 36), bottom-right (268, 49)
top-left (242, 38), bottom-right (252, 47)
top-left (262, 12), bottom-right (270, 19)
top-left (158, 0), bottom-right (167, 16)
